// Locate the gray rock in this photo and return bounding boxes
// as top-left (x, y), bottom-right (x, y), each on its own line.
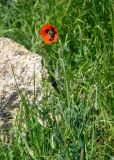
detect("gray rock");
top-left (0, 37), bottom-right (48, 135)
top-left (0, 37), bottom-right (45, 107)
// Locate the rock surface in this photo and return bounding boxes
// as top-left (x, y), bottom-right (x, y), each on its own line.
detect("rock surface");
top-left (0, 37), bottom-right (46, 136)
top-left (0, 37), bottom-right (44, 106)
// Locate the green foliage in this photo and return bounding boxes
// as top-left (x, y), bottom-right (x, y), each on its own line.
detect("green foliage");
top-left (0, 0), bottom-right (113, 159)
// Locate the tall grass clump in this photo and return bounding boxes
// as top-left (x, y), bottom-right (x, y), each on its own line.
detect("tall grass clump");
top-left (0, 0), bottom-right (113, 159)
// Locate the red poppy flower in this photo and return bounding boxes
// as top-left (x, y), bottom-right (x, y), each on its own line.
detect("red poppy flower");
top-left (40, 24), bottom-right (58, 44)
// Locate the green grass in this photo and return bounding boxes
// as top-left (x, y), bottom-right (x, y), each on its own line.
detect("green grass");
top-left (0, 0), bottom-right (114, 159)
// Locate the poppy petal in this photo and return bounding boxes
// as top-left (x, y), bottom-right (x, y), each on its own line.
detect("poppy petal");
top-left (40, 24), bottom-right (58, 44)
top-left (40, 24), bottom-right (52, 37)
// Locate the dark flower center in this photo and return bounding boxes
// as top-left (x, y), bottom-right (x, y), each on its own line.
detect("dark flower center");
top-left (45, 29), bottom-right (49, 33)
top-left (45, 27), bottom-right (57, 41)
